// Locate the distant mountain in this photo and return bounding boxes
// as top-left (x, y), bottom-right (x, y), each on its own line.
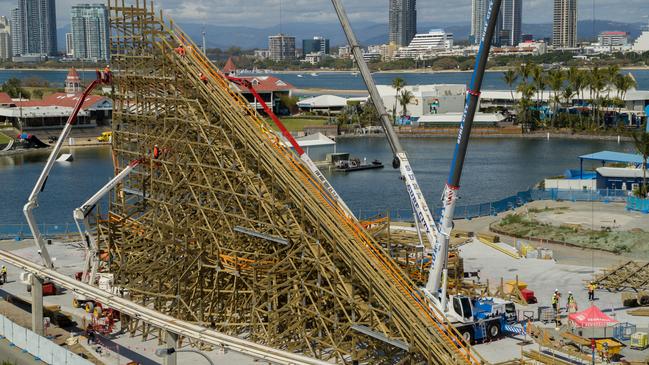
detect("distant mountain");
top-left (56, 19), bottom-right (645, 52)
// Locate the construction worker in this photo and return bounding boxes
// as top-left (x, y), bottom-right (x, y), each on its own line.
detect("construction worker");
top-left (102, 65), bottom-right (112, 83)
top-left (0, 265), bottom-right (6, 284)
top-left (174, 44), bottom-right (186, 57)
top-left (588, 281), bottom-right (596, 301)
top-left (566, 291), bottom-right (577, 313)
top-left (199, 72), bottom-right (208, 85)
top-left (551, 289), bottom-right (561, 313)
top-left (153, 144), bottom-right (160, 159)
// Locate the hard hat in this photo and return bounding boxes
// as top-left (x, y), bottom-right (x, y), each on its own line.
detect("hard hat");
top-left (554, 289), bottom-right (558, 292)
top-left (569, 291), bottom-right (572, 294)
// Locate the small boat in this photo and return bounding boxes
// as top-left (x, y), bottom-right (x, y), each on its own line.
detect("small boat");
top-left (310, 72), bottom-right (319, 77)
top-left (297, 74), bottom-right (304, 78)
top-left (335, 158), bottom-right (383, 172)
top-left (351, 71), bottom-right (359, 76)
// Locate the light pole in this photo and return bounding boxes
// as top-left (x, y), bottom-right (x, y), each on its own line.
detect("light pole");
top-left (155, 347), bottom-right (216, 365)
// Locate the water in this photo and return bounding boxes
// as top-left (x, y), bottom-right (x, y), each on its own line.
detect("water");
top-left (2, 68), bottom-right (648, 91)
top-left (0, 138), bottom-right (633, 227)
top-left (263, 69), bottom-right (649, 91)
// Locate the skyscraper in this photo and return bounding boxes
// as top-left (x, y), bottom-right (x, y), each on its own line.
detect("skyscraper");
top-left (302, 37), bottom-right (330, 55)
top-left (11, 0), bottom-right (57, 58)
top-left (470, 0), bottom-right (489, 44)
top-left (389, 0), bottom-right (417, 47)
top-left (65, 32), bottom-right (73, 56)
top-left (553, 0), bottom-right (578, 48)
top-left (268, 34), bottom-right (296, 61)
top-left (0, 17), bottom-right (11, 60)
top-left (499, 0), bottom-right (522, 46)
top-left (71, 4), bottom-right (110, 61)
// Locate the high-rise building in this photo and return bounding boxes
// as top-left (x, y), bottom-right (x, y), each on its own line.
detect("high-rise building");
top-left (65, 32), bottom-right (73, 56)
top-left (302, 37), bottom-right (330, 55)
top-left (71, 4), bottom-right (109, 61)
top-left (389, 0), bottom-right (417, 47)
top-left (11, 0), bottom-right (57, 58)
top-left (268, 34), bottom-right (296, 61)
top-left (499, 0), bottom-right (522, 46)
top-left (0, 16), bottom-right (11, 60)
top-left (471, 0), bottom-right (489, 44)
top-left (553, 0), bottom-right (578, 48)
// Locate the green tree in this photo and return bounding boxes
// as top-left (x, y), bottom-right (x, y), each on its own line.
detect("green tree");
top-left (398, 89), bottom-right (414, 117)
top-left (516, 82), bottom-right (537, 128)
top-left (517, 63), bottom-right (532, 83)
top-left (31, 88), bottom-right (44, 99)
top-left (359, 99), bottom-right (379, 127)
top-left (279, 94), bottom-right (299, 115)
top-left (632, 132), bottom-right (649, 197)
top-left (532, 66), bottom-right (547, 107)
top-left (567, 67), bottom-right (586, 128)
top-left (503, 69), bottom-right (518, 106)
top-left (391, 77), bottom-right (406, 123)
top-left (588, 67), bottom-right (607, 129)
top-left (1, 77), bottom-right (30, 99)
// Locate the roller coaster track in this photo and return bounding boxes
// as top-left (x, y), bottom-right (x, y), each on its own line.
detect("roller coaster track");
top-left (105, 2), bottom-right (484, 363)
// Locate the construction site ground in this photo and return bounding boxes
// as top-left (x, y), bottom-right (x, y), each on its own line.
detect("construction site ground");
top-left (0, 239), bottom-right (259, 365)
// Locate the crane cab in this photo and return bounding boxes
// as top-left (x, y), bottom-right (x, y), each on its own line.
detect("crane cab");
top-left (449, 295), bottom-right (474, 323)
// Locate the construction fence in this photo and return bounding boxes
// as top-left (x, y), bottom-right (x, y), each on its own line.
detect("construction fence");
top-left (355, 188), bottom-right (633, 221)
top-left (0, 189), bottom-right (641, 240)
top-left (0, 314), bottom-right (92, 365)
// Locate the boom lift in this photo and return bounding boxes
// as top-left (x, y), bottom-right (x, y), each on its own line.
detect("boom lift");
top-left (331, 0), bottom-right (518, 344)
top-left (72, 158), bottom-right (142, 311)
top-left (23, 73), bottom-right (108, 269)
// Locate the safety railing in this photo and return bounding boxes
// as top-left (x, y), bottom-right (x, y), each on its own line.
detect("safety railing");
top-left (627, 196), bottom-right (649, 213)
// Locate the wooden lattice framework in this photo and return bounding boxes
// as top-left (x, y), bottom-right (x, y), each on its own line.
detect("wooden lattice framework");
top-left (104, 1), bottom-right (481, 363)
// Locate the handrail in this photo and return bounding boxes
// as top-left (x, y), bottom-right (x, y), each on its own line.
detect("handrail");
top-left (0, 249), bottom-right (330, 365)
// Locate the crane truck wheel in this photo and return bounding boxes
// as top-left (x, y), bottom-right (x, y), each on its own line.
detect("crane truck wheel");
top-left (487, 321), bottom-right (501, 340)
top-left (459, 328), bottom-right (473, 345)
top-left (85, 302), bottom-right (94, 313)
top-left (72, 298), bottom-right (80, 308)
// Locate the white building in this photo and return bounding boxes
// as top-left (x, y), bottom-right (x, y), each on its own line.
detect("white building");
top-left (303, 52), bottom-right (323, 65)
top-left (377, 84), bottom-right (466, 118)
top-left (632, 22), bottom-right (649, 53)
top-left (398, 29), bottom-right (453, 59)
top-left (71, 4), bottom-right (110, 61)
top-left (598, 31), bottom-right (628, 47)
top-left (337, 45), bottom-right (351, 58)
top-left (253, 49), bottom-right (270, 60)
top-left (0, 16), bottom-right (10, 61)
top-left (65, 32), bottom-right (73, 57)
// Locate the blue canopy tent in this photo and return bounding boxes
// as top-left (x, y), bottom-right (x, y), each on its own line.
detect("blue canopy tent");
top-left (579, 151), bottom-right (648, 179)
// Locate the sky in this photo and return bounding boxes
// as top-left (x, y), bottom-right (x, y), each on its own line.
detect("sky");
top-left (1, 0), bottom-right (648, 28)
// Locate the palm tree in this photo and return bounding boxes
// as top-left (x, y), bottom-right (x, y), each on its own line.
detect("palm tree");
top-left (503, 69), bottom-right (518, 106)
top-left (614, 73), bottom-right (637, 106)
top-left (398, 89), bottom-right (414, 117)
top-left (516, 82), bottom-right (537, 127)
top-left (547, 69), bottom-right (564, 128)
top-left (567, 67), bottom-right (586, 128)
top-left (391, 77), bottom-right (406, 124)
top-left (532, 66), bottom-right (546, 107)
top-left (517, 63), bottom-right (532, 84)
top-left (605, 65), bottom-right (621, 100)
top-left (632, 132), bottom-right (649, 196)
top-left (588, 67), bottom-right (607, 129)
top-left (562, 86), bottom-right (575, 128)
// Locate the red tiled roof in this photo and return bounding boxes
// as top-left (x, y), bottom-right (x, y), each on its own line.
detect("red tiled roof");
top-left (235, 76), bottom-right (294, 93)
top-left (601, 31), bottom-right (627, 36)
top-left (0, 92), bottom-right (13, 105)
top-left (16, 92), bottom-right (106, 110)
top-left (222, 57), bottom-right (237, 74)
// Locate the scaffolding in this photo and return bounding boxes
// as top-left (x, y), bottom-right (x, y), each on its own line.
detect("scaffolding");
top-left (105, 1), bottom-right (481, 363)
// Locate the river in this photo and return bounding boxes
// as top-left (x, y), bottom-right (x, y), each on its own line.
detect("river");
top-left (0, 138), bottom-right (633, 230)
top-left (4, 69), bottom-right (649, 91)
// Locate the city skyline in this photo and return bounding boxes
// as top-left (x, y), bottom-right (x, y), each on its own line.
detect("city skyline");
top-left (70, 3), bottom-right (109, 61)
top-left (0, 0), bottom-right (644, 30)
top-left (389, 0), bottom-right (417, 47)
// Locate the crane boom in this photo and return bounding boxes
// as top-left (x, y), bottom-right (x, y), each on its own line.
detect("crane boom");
top-left (23, 76), bottom-right (104, 269)
top-left (329, 0), bottom-right (441, 264)
top-left (74, 159), bottom-right (141, 284)
top-left (427, 0), bottom-right (503, 294)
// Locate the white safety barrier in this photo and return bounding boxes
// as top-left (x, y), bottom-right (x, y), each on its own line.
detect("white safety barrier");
top-left (0, 315), bottom-right (92, 365)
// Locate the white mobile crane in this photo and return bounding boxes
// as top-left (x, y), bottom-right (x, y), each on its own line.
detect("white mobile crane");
top-left (331, 0), bottom-right (519, 344)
